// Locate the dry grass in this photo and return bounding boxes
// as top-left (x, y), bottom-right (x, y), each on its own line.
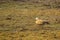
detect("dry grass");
top-left (0, 2), bottom-right (60, 40)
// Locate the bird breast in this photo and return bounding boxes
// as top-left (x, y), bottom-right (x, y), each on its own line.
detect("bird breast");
top-left (36, 20), bottom-right (43, 25)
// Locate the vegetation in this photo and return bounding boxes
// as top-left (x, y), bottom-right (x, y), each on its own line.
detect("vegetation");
top-left (0, 0), bottom-right (60, 40)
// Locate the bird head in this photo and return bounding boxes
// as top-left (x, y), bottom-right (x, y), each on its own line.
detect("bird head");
top-left (35, 17), bottom-right (39, 20)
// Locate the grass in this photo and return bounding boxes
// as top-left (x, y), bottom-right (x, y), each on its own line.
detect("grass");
top-left (0, 2), bottom-right (60, 40)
